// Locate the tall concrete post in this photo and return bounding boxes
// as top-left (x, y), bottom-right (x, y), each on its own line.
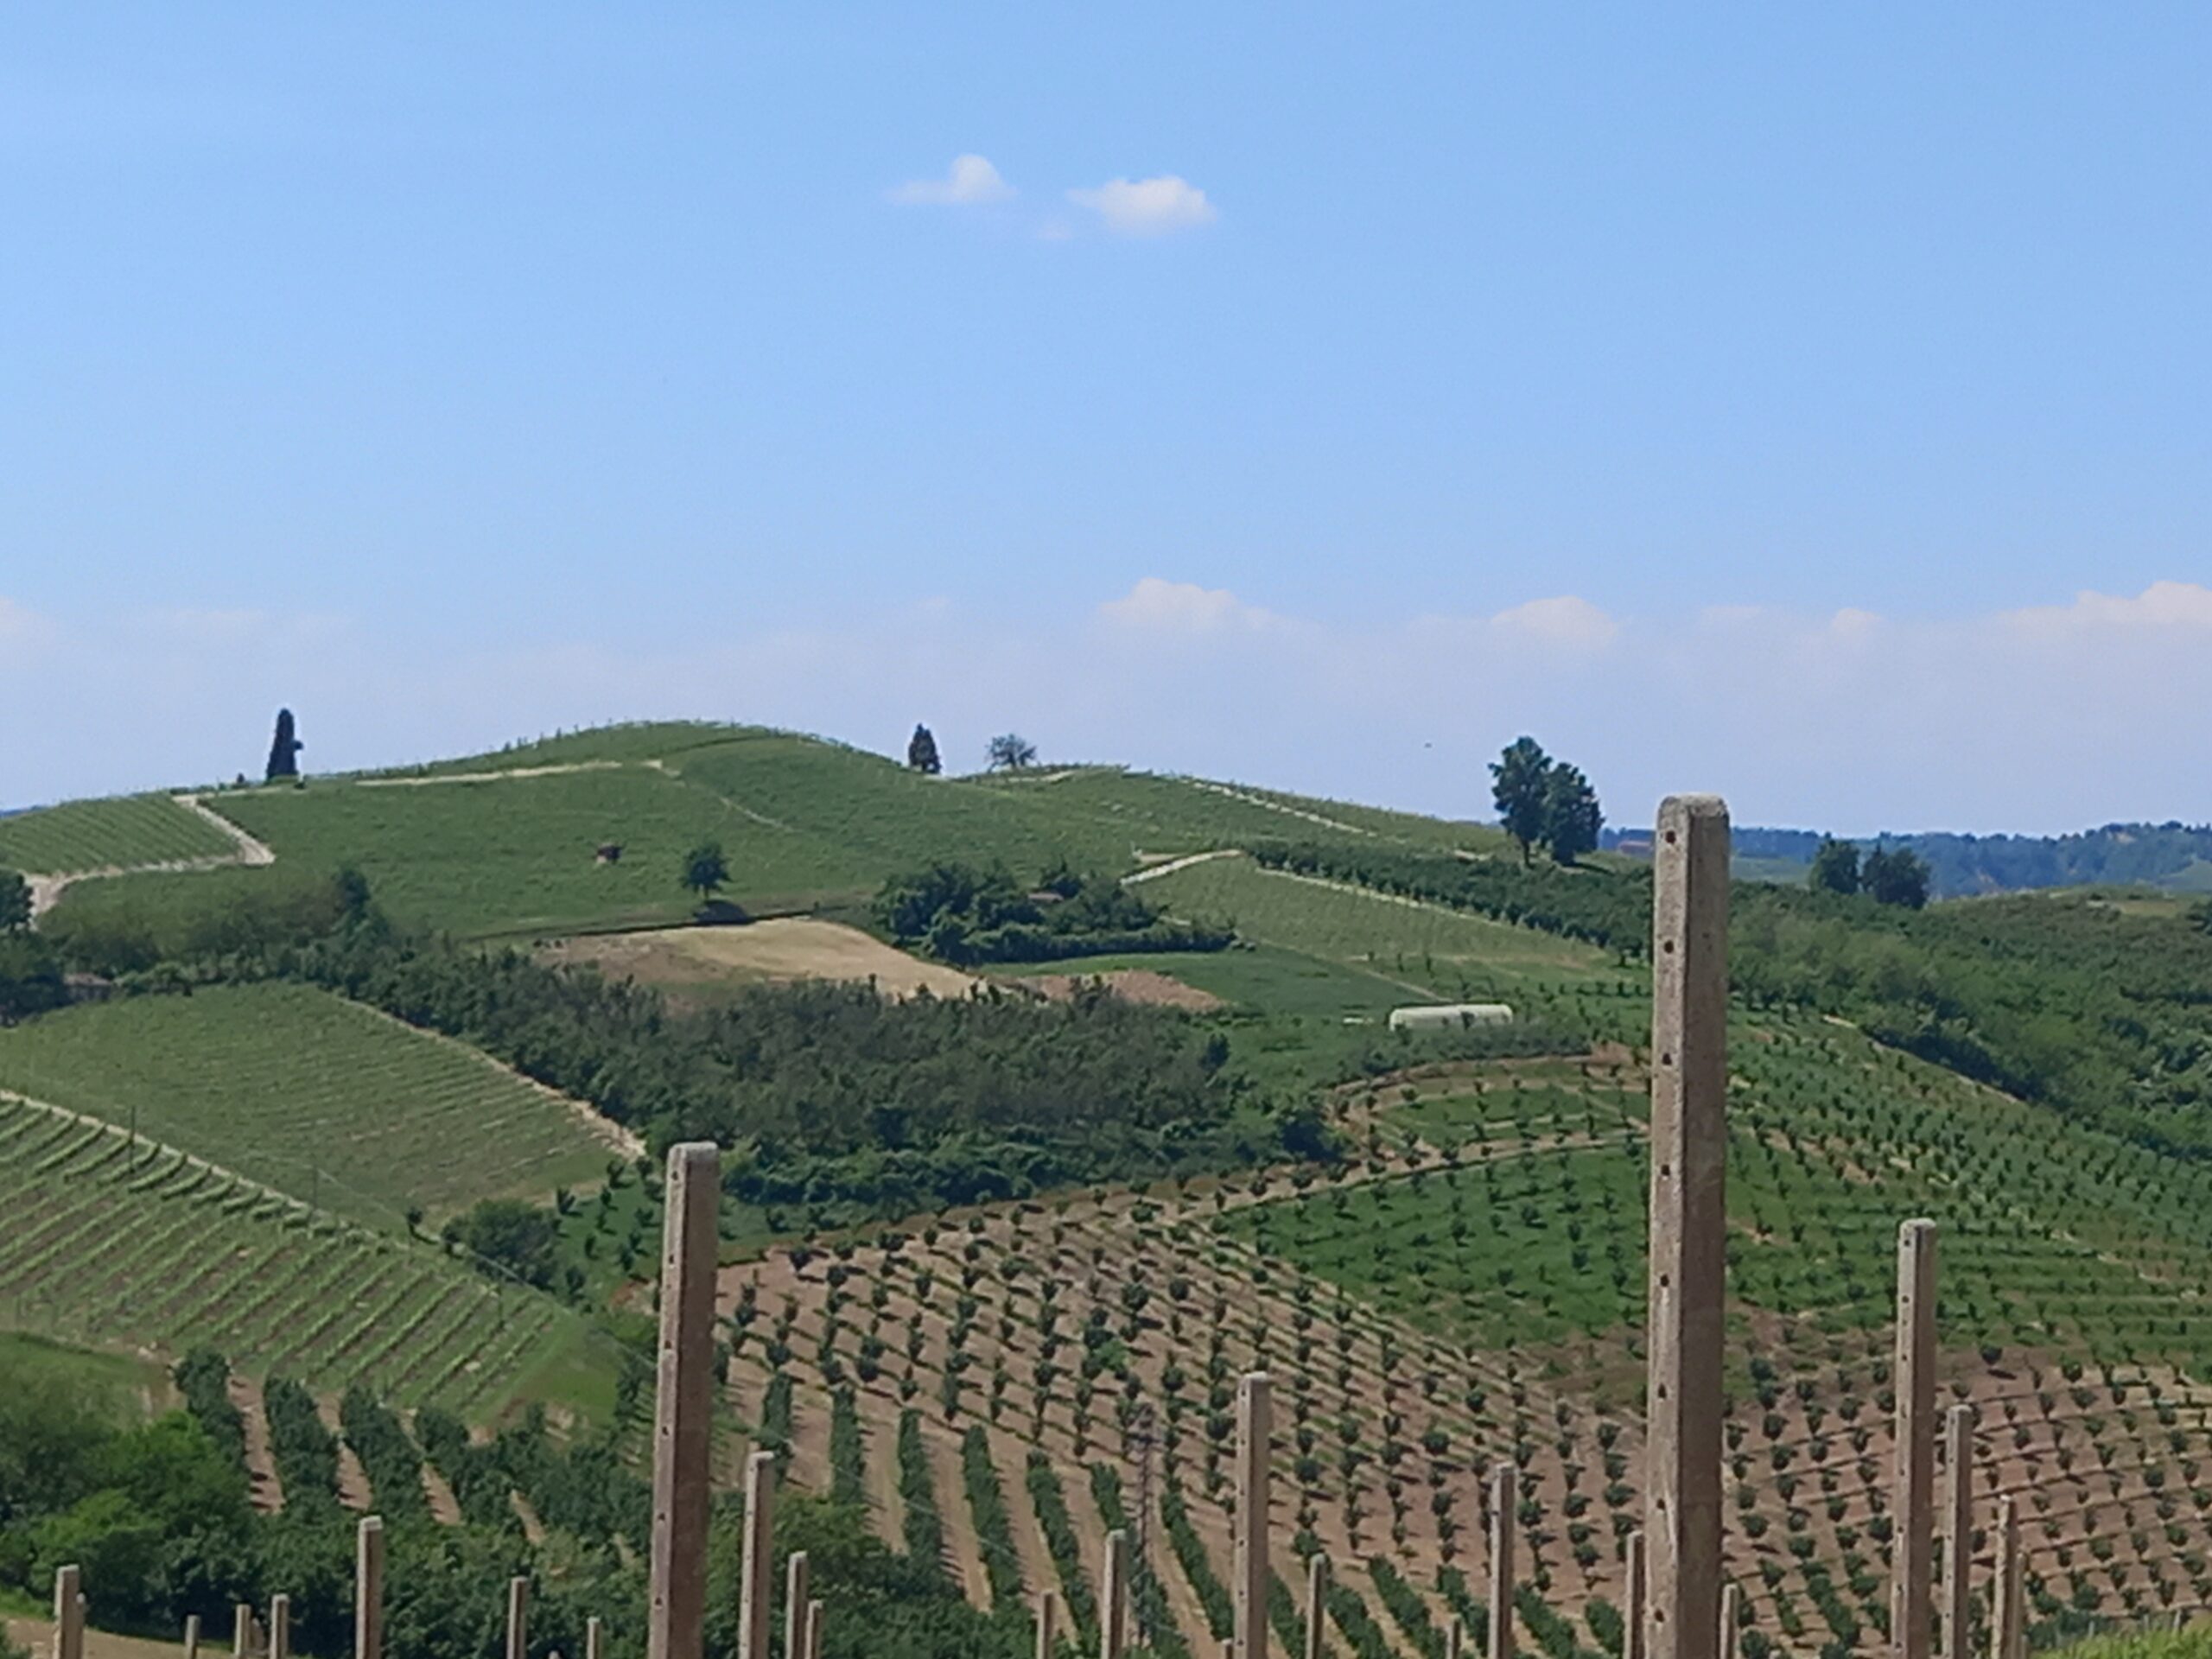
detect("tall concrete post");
top-left (738, 1449), bottom-right (777, 1659)
top-left (1892, 1220), bottom-right (1939, 1659)
top-left (650, 1142), bottom-right (721, 1659)
top-left (269, 1595), bottom-right (291, 1659)
top-left (785, 1552), bottom-right (810, 1659)
top-left (1035, 1591), bottom-right (1058, 1659)
top-left (185, 1615), bottom-right (202, 1659)
top-left (1624, 1533), bottom-right (1648, 1659)
top-left (1990, 1498), bottom-right (2021, 1659)
top-left (506, 1577), bottom-right (530, 1659)
top-left (1943, 1406), bottom-right (1974, 1659)
top-left (586, 1619), bottom-right (604, 1659)
top-left (233, 1605), bottom-right (253, 1659)
top-left (1446, 1621), bottom-right (1463, 1659)
top-left (1102, 1529), bottom-right (1131, 1659)
top-left (54, 1566), bottom-right (84, 1659)
top-left (1234, 1375), bottom-right (1271, 1659)
top-left (1719, 1586), bottom-right (1738, 1659)
top-left (357, 1516), bottom-right (385, 1659)
top-left (1488, 1463), bottom-right (1516, 1659)
top-left (1645, 794), bottom-right (1729, 1659)
top-left (1304, 1554), bottom-right (1328, 1659)
top-left (804, 1600), bottom-right (823, 1659)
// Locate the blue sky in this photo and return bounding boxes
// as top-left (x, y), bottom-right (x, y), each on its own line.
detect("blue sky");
top-left (3, 4), bottom-right (2209, 831)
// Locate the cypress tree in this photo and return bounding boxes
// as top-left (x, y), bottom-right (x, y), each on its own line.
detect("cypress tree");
top-left (266, 709), bottom-right (304, 781)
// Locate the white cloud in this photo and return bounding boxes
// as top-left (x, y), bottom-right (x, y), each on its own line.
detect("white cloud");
top-left (1999, 579), bottom-right (2212, 636)
top-left (1098, 577), bottom-right (1279, 633)
top-left (1066, 175), bottom-right (1217, 237)
top-left (888, 154), bottom-right (1014, 207)
top-left (1488, 594), bottom-right (1619, 650)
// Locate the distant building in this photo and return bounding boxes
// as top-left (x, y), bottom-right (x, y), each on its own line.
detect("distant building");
top-left (1388, 1002), bottom-right (1514, 1033)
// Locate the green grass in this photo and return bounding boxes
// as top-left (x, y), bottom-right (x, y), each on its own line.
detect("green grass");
top-left (0, 794), bottom-right (236, 874)
top-left (981, 941), bottom-right (1412, 1020)
top-left (0, 1330), bottom-right (171, 1417)
top-left (388, 719), bottom-right (769, 777)
top-left (0, 983), bottom-right (620, 1230)
top-left (1142, 852), bottom-right (1619, 991)
top-left (202, 766), bottom-right (863, 937)
top-left (0, 1094), bottom-right (607, 1419)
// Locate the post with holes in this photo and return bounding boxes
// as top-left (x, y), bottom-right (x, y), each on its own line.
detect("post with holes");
top-left (739, 1449), bottom-right (777, 1659)
top-left (54, 1566), bottom-right (84, 1659)
top-left (1624, 1533), bottom-right (1648, 1659)
top-left (1304, 1554), bottom-right (1328, 1659)
top-left (1943, 1406), bottom-right (1974, 1659)
top-left (586, 1618), bottom-right (604, 1659)
top-left (184, 1614), bottom-right (202, 1659)
top-left (1488, 1463), bottom-right (1516, 1659)
top-left (650, 1142), bottom-right (721, 1659)
top-left (357, 1516), bottom-right (385, 1659)
top-left (506, 1577), bottom-right (529, 1659)
top-left (269, 1595), bottom-right (290, 1659)
top-left (1234, 1375), bottom-right (1271, 1659)
top-left (1892, 1220), bottom-right (1939, 1659)
top-left (1990, 1498), bottom-right (2021, 1659)
top-left (785, 1552), bottom-right (810, 1659)
top-left (1034, 1590), bottom-right (1057, 1659)
top-left (1719, 1585), bottom-right (1738, 1659)
top-left (1645, 794), bottom-right (1730, 1659)
top-left (1102, 1529), bottom-right (1130, 1659)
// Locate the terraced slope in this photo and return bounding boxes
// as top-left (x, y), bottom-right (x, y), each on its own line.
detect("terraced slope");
top-left (0, 1096), bottom-right (587, 1414)
top-left (0, 982), bottom-right (630, 1230)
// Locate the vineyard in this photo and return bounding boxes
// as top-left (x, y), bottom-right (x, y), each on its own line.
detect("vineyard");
top-left (0, 982), bottom-right (631, 1230)
top-left (0, 792), bottom-right (238, 874)
top-left (0, 1094), bottom-right (596, 1415)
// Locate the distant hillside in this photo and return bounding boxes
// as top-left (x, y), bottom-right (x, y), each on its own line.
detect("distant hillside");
top-left (1605, 819), bottom-right (2212, 897)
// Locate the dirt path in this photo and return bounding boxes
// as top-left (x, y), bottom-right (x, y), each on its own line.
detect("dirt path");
top-left (317, 1395), bottom-right (373, 1511)
top-left (7, 1618), bottom-right (189, 1659)
top-left (421, 1459), bottom-right (464, 1525)
top-left (855, 1386), bottom-right (907, 1553)
top-left (922, 1417), bottom-right (994, 1609)
top-left (1123, 848), bottom-right (1242, 885)
top-left (1179, 778), bottom-right (1375, 838)
top-left (353, 761), bottom-right (631, 788)
top-left (229, 1371), bottom-right (283, 1514)
top-left (22, 795), bottom-right (274, 921)
top-left (989, 1426), bottom-right (1058, 1620)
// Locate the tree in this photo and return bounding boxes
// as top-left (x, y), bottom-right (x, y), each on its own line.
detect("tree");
top-left (1489, 737), bottom-right (1553, 864)
top-left (441, 1198), bottom-right (562, 1288)
top-left (1808, 838), bottom-right (1861, 896)
top-left (0, 931), bottom-right (66, 1024)
top-left (907, 724), bottom-right (943, 775)
top-left (1862, 846), bottom-right (1931, 910)
top-left (680, 842), bottom-right (728, 905)
top-left (0, 868), bottom-right (29, 932)
top-left (1540, 763), bottom-right (1603, 865)
top-left (265, 709), bottom-right (303, 781)
top-left (986, 733), bottom-right (1039, 772)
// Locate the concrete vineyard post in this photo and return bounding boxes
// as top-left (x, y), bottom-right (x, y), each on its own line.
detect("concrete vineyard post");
top-left (1035, 1590), bottom-right (1058, 1659)
top-left (54, 1566), bottom-right (84, 1659)
top-left (1488, 1463), bottom-right (1516, 1659)
top-left (1719, 1586), bottom-right (1738, 1659)
top-left (1892, 1220), bottom-right (1938, 1659)
top-left (804, 1600), bottom-right (823, 1659)
top-left (785, 1552), bottom-right (810, 1659)
top-left (1304, 1554), bottom-right (1328, 1659)
top-left (1991, 1499), bottom-right (2021, 1659)
top-left (650, 1142), bottom-right (721, 1659)
top-left (586, 1618), bottom-right (604, 1659)
top-left (269, 1595), bottom-right (290, 1659)
top-left (1943, 1406), bottom-right (1974, 1659)
top-left (233, 1605), bottom-right (253, 1659)
top-left (1103, 1529), bottom-right (1131, 1659)
top-left (357, 1516), bottom-right (385, 1659)
top-left (739, 1449), bottom-right (778, 1659)
top-left (1234, 1374), bottom-right (1271, 1659)
top-left (1645, 793), bottom-right (1729, 1659)
top-left (1624, 1533), bottom-right (1647, 1659)
top-left (185, 1615), bottom-right (202, 1659)
top-left (507, 1577), bottom-right (529, 1659)
top-left (1446, 1621), bottom-right (1463, 1659)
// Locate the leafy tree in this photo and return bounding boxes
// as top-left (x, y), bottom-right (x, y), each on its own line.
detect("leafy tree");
top-left (264, 708), bottom-right (303, 781)
top-left (1540, 763), bottom-right (1603, 866)
top-left (1489, 737), bottom-right (1553, 864)
top-left (985, 732), bottom-right (1039, 772)
top-left (906, 723), bottom-right (942, 775)
top-left (680, 842), bottom-right (729, 905)
top-left (0, 869), bottom-right (29, 932)
top-left (1862, 846), bottom-right (1931, 910)
top-left (1808, 838), bottom-right (1861, 896)
top-left (0, 931), bottom-right (66, 1024)
top-left (441, 1198), bottom-right (562, 1288)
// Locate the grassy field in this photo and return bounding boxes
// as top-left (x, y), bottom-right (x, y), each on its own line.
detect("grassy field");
top-left (0, 794), bottom-right (237, 874)
top-left (204, 765), bottom-right (863, 937)
top-left (985, 941), bottom-right (1413, 1020)
top-left (0, 983), bottom-right (624, 1230)
top-left (0, 1095), bottom-right (601, 1416)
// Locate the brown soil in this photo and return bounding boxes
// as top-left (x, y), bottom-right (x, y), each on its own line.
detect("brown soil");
top-left (544, 919), bottom-right (977, 1001)
top-left (1012, 969), bottom-right (1225, 1012)
top-left (7, 1618), bottom-right (190, 1659)
top-left (228, 1372), bottom-right (283, 1515)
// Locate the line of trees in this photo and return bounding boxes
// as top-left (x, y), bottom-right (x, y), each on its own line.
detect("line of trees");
top-left (1489, 738), bottom-right (1604, 867)
top-left (874, 861), bottom-right (1233, 965)
top-left (1808, 837), bottom-right (1931, 909)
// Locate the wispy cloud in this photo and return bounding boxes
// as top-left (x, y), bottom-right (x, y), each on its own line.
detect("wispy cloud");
top-left (1098, 577), bottom-right (1281, 634)
top-left (1066, 175), bottom-right (1216, 237)
top-left (888, 154), bottom-right (1014, 207)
